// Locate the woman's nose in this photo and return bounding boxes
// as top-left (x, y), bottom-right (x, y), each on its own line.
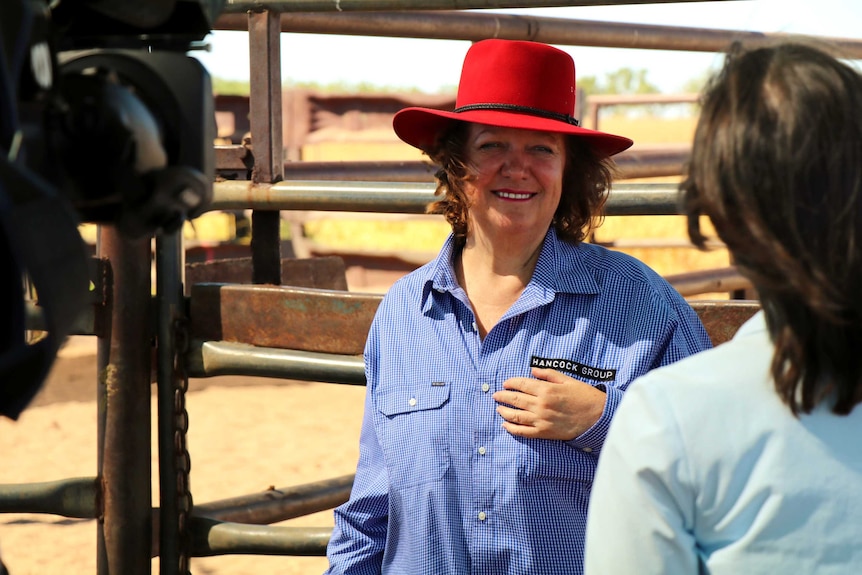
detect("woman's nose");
top-left (501, 152), bottom-right (528, 178)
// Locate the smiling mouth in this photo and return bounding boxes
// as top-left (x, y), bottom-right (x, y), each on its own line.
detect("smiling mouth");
top-left (494, 191), bottom-right (536, 200)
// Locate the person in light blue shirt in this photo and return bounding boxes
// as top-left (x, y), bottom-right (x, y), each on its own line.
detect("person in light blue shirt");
top-left (324, 39), bottom-right (711, 575)
top-left (585, 41), bottom-right (862, 575)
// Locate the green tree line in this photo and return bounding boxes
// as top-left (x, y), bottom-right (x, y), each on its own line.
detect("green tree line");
top-left (212, 67), bottom-right (713, 118)
top-left (213, 67), bottom-right (709, 97)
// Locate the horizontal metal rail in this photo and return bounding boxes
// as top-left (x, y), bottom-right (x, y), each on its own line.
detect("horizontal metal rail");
top-left (216, 147), bottom-right (693, 181)
top-left (663, 266), bottom-right (750, 297)
top-left (215, 9), bottom-right (862, 59)
top-left (185, 294), bottom-right (759, 383)
top-left (186, 340), bottom-right (367, 383)
top-left (0, 474), bottom-right (350, 559)
top-left (191, 519), bottom-right (331, 557)
top-left (193, 475), bottom-right (354, 524)
top-left (220, 0), bottom-right (742, 14)
top-left (0, 477), bottom-right (99, 519)
top-left (587, 94), bottom-right (700, 130)
top-left (209, 180), bottom-right (682, 215)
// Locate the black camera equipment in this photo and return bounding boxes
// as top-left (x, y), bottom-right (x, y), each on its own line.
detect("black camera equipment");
top-left (0, 0), bottom-right (223, 419)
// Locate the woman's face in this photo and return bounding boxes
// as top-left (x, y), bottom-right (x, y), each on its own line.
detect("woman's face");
top-left (463, 123), bottom-right (566, 243)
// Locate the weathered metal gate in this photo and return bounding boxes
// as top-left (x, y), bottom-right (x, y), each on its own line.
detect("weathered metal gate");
top-left (3, 1), bottom-right (860, 573)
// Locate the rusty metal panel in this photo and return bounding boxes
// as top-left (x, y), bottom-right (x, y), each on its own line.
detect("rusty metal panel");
top-left (186, 256), bottom-right (350, 291)
top-left (215, 145), bottom-right (252, 171)
top-left (689, 299), bottom-right (760, 346)
top-left (187, 275), bottom-right (760, 352)
top-left (189, 284), bottom-right (382, 354)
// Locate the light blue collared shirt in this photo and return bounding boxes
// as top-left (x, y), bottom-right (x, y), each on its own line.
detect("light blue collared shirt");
top-left (586, 311), bottom-right (862, 574)
top-left (326, 229), bottom-right (711, 575)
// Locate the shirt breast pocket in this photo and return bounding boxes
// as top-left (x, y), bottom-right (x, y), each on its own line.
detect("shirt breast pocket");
top-left (376, 385), bottom-right (451, 490)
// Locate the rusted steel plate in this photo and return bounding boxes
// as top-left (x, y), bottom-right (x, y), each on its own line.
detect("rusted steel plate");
top-left (189, 284), bottom-right (758, 354)
top-left (186, 256), bottom-right (349, 291)
top-left (215, 145), bottom-right (252, 171)
top-left (689, 299), bottom-right (760, 346)
top-left (189, 284), bottom-right (382, 355)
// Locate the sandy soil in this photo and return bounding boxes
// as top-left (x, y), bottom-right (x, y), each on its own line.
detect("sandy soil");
top-left (0, 338), bottom-right (367, 575)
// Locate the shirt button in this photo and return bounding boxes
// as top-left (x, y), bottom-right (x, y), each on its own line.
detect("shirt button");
top-left (481, 383), bottom-right (490, 393)
top-left (472, 321), bottom-right (478, 332)
top-left (478, 446), bottom-right (486, 455)
top-left (478, 511), bottom-right (487, 521)
top-left (408, 397), bottom-right (417, 407)
top-left (582, 447), bottom-right (593, 453)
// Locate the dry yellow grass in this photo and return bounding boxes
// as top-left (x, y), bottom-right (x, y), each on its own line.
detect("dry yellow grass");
top-left (598, 115), bottom-right (697, 145)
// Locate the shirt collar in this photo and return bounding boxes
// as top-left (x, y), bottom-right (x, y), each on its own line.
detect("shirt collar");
top-left (420, 228), bottom-right (600, 313)
top-left (531, 228), bottom-right (600, 296)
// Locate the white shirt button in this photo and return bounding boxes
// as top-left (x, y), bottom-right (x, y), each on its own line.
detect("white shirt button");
top-left (478, 446), bottom-right (486, 455)
top-left (481, 383), bottom-right (490, 393)
top-left (472, 321), bottom-right (478, 332)
top-left (408, 397), bottom-right (417, 407)
top-left (582, 447), bottom-right (593, 453)
top-left (478, 511), bottom-right (487, 521)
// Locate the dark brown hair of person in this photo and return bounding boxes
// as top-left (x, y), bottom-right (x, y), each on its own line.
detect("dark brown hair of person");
top-left (681, 41), bottom-right (862, 415)
top-left (423, 121), bottom-right (617, 247)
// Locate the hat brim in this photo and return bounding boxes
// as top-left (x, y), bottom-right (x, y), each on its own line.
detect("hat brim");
top-left (393, 107), bottom-right (633, 158)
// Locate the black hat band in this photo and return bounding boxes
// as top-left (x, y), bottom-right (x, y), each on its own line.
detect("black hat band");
top-left (452, 103), bottom-right (580, 127)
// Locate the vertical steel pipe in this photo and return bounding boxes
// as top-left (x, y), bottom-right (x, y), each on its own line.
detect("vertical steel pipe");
top-left (155, 232), bottom-right (185, 575)
top-left (249, 9), bottom-right (285, 285)
top-left (96, 227), bottom-right (153, 575)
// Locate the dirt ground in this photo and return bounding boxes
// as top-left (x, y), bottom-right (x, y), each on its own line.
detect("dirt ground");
top-left (0, 337), bottom-right (368, 575)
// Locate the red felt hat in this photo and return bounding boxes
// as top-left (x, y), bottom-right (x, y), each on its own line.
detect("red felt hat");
top-left (393, 39), bottom-right (633, 158)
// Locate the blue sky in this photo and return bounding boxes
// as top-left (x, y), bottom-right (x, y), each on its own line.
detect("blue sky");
top-left (194, 0), bottom-right (861, 93)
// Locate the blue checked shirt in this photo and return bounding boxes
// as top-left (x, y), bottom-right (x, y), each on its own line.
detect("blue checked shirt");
top-left (325, 228), bottom-right (712, 575)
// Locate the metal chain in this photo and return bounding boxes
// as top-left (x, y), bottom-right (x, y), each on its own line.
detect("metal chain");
top-left (172, 317), bottom-right (193, 574)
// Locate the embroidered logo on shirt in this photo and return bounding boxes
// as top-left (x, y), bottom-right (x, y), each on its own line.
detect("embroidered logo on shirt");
top-left (530, 355), bottom-right (616, 382)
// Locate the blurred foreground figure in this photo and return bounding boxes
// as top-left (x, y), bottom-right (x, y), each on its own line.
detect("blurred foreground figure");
top-left (586, 41), bottom-right (862, 575)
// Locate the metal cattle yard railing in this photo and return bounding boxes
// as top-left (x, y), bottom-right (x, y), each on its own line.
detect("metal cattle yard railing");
top-left (4, 1), bottom-right (860, 574)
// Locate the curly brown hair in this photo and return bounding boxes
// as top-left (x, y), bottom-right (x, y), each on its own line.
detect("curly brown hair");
top-left (421, 121), bottom-right (617, 248)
